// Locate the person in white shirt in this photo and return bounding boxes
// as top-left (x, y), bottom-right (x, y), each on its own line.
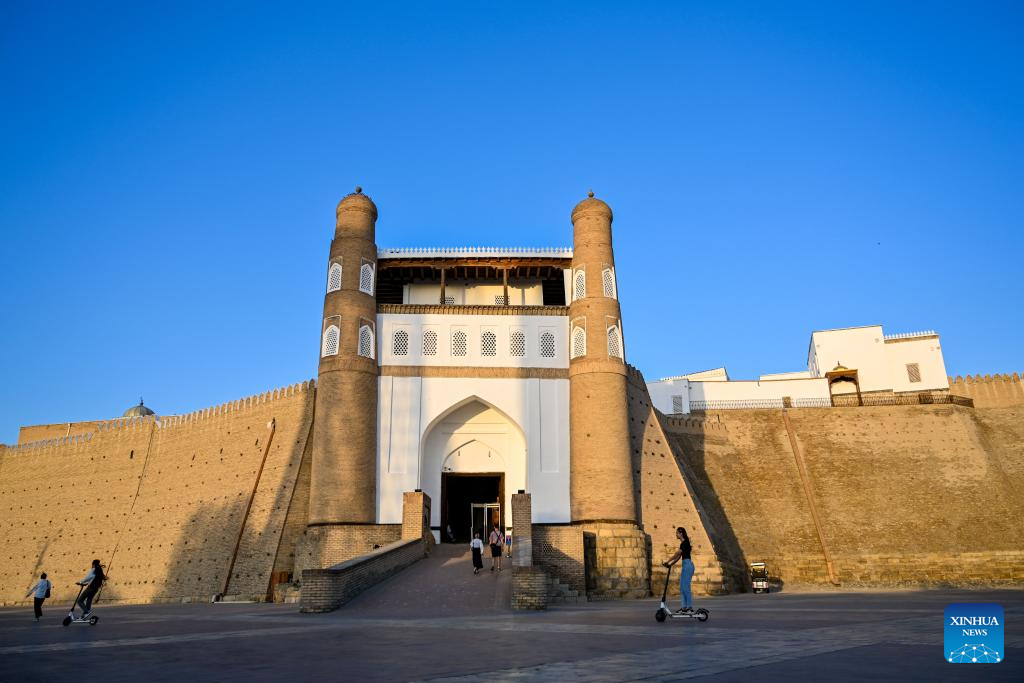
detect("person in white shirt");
top-left (470, 533), bottom-right (484, 574)
top-left (25, 572), bottom-right (52, 621)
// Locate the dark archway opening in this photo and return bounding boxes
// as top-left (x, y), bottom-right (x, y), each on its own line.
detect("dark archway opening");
top-left (441, 473), bottom-right (503, 543)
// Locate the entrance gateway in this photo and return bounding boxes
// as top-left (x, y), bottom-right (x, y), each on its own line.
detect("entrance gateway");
top-left (441, 472), bottom-right (503, 542)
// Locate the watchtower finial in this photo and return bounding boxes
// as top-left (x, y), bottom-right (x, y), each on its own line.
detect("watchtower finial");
top-left (587, 189), bottom-right (594, 198)
top-left (355, 186), bottom-right (362, 194)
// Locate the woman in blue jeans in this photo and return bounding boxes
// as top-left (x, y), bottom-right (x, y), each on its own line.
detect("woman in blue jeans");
top-left (662, 526), bottom-right (694, 613)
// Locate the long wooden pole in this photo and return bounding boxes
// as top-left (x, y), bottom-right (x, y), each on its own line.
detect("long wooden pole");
top-left (782, 410), bottom-right (840, 585)
top-left (222, 418), bottom-right (276, 597)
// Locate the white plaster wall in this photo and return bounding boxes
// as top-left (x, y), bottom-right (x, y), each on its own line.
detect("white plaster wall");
top-left (690, 378), bottom-right (829, 404)
top-left (647, 378), bottom-right (691, 415)
top-left (648, 376), bottom-right (829, 413)
top-left (809, 326), bottom-right (890, 392)
top-left (377, 376), bottom-right (571, 528)
top-left (884, 337), bottom-right (949, 392)
top-left (405, 281), bottom-right (543, 305)
top-left (378, 313), bottom-right (568, 369)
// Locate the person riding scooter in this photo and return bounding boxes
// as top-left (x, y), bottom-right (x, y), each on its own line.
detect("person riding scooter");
top-left (76, 559), bottom-right (106, 618)
top-left (662, 526), bottom-right (694, 614)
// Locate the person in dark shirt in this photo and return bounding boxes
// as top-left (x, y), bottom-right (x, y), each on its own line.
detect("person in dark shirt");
top-left (76, 559), bottom-right (105, 618)
top-left (662, 526), bottom-right (694, 613)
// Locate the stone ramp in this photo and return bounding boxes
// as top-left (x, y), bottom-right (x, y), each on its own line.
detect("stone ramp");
top-left (343, 543), bottom-right (512, 616)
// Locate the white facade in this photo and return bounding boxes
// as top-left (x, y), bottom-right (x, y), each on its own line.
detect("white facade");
top-left (374, 304), bottom-right (572, 537)
top-left (378, 313), bottom-right (568, 369)
top-left (650, 325), bottom-right (949, 414)
top-left (376, 376), bottom-right (571, 529)
top-left (405, 281), bottom-right (545, 306)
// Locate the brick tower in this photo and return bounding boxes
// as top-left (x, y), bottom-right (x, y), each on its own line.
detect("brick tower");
top-left (306, 187), bottom-right (380, 565)
top-left (568, 191), bottom-right (649, 598)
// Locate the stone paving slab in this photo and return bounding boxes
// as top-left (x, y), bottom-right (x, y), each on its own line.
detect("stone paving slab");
top-left (0, 587), bottom-right (1020, 682)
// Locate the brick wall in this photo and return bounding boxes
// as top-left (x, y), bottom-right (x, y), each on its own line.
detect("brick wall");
top-left (294, 524), bottom-right (402, 575)
top-left (511, 567), bottom-right (548, 610)
top-left (663, 403), bottom-right (1024, 588)
top-left (299, 538), bottom-right (425, 612)
top-left (0, 381), bottom-right (316, 605)
top-left (18, 420), bottom-right (108, 444)
top-left (626, 367), bottom-right (732, 595)
top-left (299, 492), bottom-right (432, 612)
top-left (532, 525), bottom-right (584, 593)
top-left (948, 373), bottom-right (1024, 408)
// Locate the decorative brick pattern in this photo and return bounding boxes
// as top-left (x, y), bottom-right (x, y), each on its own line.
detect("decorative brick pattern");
top-left (532, 525), bottom-right (584, 593)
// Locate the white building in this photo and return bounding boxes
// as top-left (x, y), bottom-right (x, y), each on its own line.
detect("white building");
top-left (372, 248), bottom-right (574, 538)
top-left (648, 325), bottom-right (949, 415)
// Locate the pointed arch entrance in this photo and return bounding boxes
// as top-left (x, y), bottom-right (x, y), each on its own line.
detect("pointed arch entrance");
top-left (421, 398), bottom-right (527, 542)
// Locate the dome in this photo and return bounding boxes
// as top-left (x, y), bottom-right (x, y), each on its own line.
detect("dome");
top-left (571, 190), bottom-right (612, 223)
top-left (123, 399), bottom-right (156, 418)
top-left (336, 186), bottom-right (378, 221)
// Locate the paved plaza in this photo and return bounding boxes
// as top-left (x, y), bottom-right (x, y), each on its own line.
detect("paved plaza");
top-left (2, 548), bottom-right (1021, 682)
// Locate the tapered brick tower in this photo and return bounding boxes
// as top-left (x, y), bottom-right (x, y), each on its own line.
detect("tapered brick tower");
top-left (306, 187), bottom-right (380, 565)
top-left (568, 191), bottom-right (649, 598)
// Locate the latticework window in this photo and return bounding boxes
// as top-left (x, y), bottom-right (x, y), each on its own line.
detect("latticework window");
top-left (671, 395), bottom-right (683, 414)
top-left (607, 325), bottom-right (622, 359)
top-left (359, 262), bottom-right (375, 295)
top-left (481, 331), bottom-right (497, 356)
top-left (322, 325), bottom-right (340, 357)
top-left (906, 363), bottom-right (921, 383)
top-left (393, 329), bottom-right (409, 356)
top-left (571, 326), bottom-right (586, 359)
top-left (452, 330), bottom-right (468, 357)
top-left (573, 270), bottom-right (586, 301)
top-left (423, 330), bottom-right (438, 356)
top-left (602, 268), bottom-right (616, 298)
top-left (540, 331), bottom-right (556, 358)
top-left (494, 294), bottom-right (508, 305)
top-left (327, 263), bottom-right (342, 293)
top-left (510, 330), bottom-right (526, 357)
top-left (443, 295), bottom-right (456, 305)
top-left (358, 324), bottom-right (374, 358)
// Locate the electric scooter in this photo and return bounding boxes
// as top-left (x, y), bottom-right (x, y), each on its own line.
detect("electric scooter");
top-left (655, 563), bottom-right (709, 622)
top-left (62, 585), bottom-right (99, 626)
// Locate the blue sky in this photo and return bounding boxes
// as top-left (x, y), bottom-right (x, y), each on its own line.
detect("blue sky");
top-left (1, 1), bottom-right (1021, 442)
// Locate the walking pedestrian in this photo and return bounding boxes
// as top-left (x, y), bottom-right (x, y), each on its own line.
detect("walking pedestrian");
top-left (25, 572), bottom-right (52, 621)
top-left (662, 526), bottom-right (695, 614)
top-left (76, 559), bottom-right (106, 618)
top-left (470, 532), bottom-right (484, 574)
top-left (488, 523), bottom-right (504, 571)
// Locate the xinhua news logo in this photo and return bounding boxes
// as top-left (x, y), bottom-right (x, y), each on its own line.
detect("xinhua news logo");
top-left (945, 603), bottom-right (1003, 664)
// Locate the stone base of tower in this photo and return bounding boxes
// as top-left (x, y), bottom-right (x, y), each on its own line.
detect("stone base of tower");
top-left (580, 522), bottom-right (650, 599)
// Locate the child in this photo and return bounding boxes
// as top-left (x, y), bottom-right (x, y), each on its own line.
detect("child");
top-left (25, 572), bottom-right (52, 621)
top-left (470, 533), bottom-right (484, 574)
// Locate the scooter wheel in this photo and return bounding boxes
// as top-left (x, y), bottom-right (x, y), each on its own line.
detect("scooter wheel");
top-left (697, 609), bottom-right (709, 622)
top-left (89, 616), bottom-right (99, 626)
top-left (655, 608), bottom-right (667, 623)
top-left (62, 616), bottom-right (71, 627)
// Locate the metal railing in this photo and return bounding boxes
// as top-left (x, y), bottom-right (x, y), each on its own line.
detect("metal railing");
top-left (681, 393), bottom-right (973, 412)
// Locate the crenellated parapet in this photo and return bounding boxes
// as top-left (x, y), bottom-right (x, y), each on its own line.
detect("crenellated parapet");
top-left (1, 380), bottom-right (316, 454)
top-left (156, 380), bottom-right (315, 429)
top-left (948, 372), bottom-right (1024, 408)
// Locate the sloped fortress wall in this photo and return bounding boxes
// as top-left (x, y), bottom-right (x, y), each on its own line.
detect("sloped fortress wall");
top-left (0, 381), bottom-right (315, 605)
top-left (625, 366), bottom-right (736, 596)
top-left (663, 402), bottom-right (1024, 587)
